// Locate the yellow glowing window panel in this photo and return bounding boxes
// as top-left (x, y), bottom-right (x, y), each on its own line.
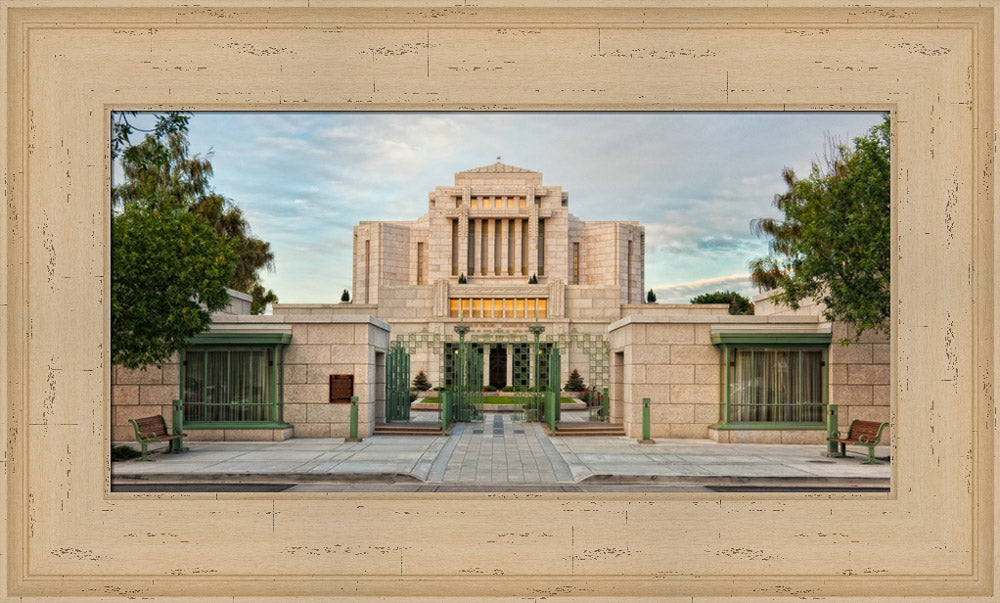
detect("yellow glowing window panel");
top-left (505, 196), bottom-right (512, 208)
top-left (537, 299), bottom-right (548, 318)
top-left (461, 299), bottom-right (470, 317)
top-left (449, 299), bottom-right (460, 318)
top-left (526, 298), bottom-right (537, 318)
top-left (515, 299), bottom-right (525, 318)
top-left (504, 299), bottom-right (514, 317)
top-left (518, 196), bottom-right (527, 209)
top-left (494, 197), bottom-right (502, 208)
top-left (471, 298), bottom-right (482, 318)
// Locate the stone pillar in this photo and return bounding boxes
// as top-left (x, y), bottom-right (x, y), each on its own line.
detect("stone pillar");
top-left (483, 344), bottom-right (491, 386)
top-left (514, 218), bottom-right (523, 277)
top-left (527, 187), bottom-right (539, 278)
top-left (499, 219), bottom-right (509, 276)
top-left (487, 219), bottom-right (496, 276)
top-left (506, 344), bottom-right (514, 385)
top-left (458, 192), bottom-right (469, 279)
top-left (472, 218), bottom-right (481, 276)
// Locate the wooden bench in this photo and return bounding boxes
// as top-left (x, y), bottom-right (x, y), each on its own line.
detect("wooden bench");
top-left (129, 415), bottom-right (186, 461)
top-left (827, 419), bottom-right (888, 464)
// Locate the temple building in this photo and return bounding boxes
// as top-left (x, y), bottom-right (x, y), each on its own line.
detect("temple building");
top-left (111, 161), bottom-right (891, 446)
top-left (344, 160), bottom-right (644, 391)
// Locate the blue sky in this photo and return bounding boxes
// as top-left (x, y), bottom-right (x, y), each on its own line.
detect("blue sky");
top-left (120, 111), bottom-right (886, 305)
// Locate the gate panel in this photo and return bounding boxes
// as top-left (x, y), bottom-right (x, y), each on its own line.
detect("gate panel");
top-left (547, 344), bottom-right (561, 424)
top-left (386, 344), bottom-right (410, 422)
top-left (453, 341), bottom-right (484, 422)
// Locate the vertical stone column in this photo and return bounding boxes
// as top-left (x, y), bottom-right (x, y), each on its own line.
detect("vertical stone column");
top-left (506, 344), bottom-right (514, 386)
top-left (458, 189), bottom-right (470, 278)
top-left (483, 344), bottom-right (491, 387)
top-left (487, 219), bottom-right (496, 276)
top-left (469, 219), bottom-right (483, 276)
top-left (527, 187), bottom-right (539, 278)
top-left (499, 219), bottom-right (509, 276)
top-left (513, 218), bottom-right (523, 276)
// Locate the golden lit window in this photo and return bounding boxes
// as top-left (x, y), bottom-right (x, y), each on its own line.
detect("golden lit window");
top-left (537, 299), bottom-right (548, 317)
top-left (471, 298), bottom-right (482, 318)
top-left (526, 299), bottom-right (537, 318)
top-left (461, 298), bottom-right (470, 317)
top-left (515, 299), bottom-right (525, 318)
top-left (449, 298), bottom-right (460, 318)
top-left (505, 299), bottom-right (514, 317)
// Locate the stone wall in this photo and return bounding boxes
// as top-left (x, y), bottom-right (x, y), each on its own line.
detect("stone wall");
top-left (280, 316), bottom-right (391, 438)
top-left (112, 359), bottom-right (183, 442)
top-left (111, 315), bottom-right (390, 442)
top-left (609, 314), bottom-right (891, 445)
top-left (609, 318), bottom-right (722, 439)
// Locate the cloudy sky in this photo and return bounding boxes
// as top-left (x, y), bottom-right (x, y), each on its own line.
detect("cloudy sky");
top-left (128, 111), bottom-right (885, 305)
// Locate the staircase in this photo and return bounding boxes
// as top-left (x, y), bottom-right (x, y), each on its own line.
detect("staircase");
top-left (372, 422), bottom-right (446, 436)
top-left (547, 422), bottom-right (627, 436)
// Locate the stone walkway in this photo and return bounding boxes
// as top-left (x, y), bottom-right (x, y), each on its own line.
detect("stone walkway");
top-left (113, 411), bottom-right (891, 490)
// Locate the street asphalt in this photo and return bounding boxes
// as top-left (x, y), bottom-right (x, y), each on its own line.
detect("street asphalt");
top-left (113, 410), bottom-right (891, 493)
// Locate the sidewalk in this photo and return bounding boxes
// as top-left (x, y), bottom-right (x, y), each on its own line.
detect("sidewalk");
top-left (113, 412), bottom-right (890, 492)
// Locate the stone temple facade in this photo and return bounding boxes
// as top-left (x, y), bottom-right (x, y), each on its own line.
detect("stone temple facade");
top-left (342, 161), bottom-right (644, 391)
top-left (111, 161), bottom-right (891, 446)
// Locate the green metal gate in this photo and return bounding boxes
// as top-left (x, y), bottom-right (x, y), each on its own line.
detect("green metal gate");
top-left (450, 324), bottom-right (484, 422)
top-left (546, 344), bottom-right (561, 427)
top-left (386, 343), bottom-right (410, 422)
top-left (391, 326), bottom-right (609, 426)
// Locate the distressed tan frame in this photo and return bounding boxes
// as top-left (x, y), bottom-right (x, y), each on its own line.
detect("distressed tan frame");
top-left (1, 2), bottom-right (997, 600)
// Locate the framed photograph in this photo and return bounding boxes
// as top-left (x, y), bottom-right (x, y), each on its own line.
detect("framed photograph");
top-left (2, 2), bottom-right (996, 599)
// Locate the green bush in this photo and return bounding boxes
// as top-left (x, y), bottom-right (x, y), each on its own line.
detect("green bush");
top-left (111, 444), bottom-right (141, 462)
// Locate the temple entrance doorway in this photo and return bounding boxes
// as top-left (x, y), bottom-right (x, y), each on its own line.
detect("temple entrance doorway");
top-left (488, 344), bottom-right (507, 389)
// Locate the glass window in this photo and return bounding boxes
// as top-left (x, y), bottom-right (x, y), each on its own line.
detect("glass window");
top-left (526, 298), bottom-right (537, 318)
top-left (183, 349), bottom-right (277, 423)
top-left (471, 298), bottom-right (482, 318)
top-left (537, 299), bottom-right (547, 318)
top-left (726, 347), bottom-right (826, 424)
top-left (505, 299), bottom-right (514, 317)
top-left (515, 299), bottom-right (525, 318)
top-left (449, 298), bottom-right (460, 318)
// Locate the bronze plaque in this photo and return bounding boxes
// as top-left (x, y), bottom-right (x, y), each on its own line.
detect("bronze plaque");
top-left (329, 374), bottom-right (354, 403)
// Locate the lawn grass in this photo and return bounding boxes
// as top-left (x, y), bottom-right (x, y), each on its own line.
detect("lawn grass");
top-left (416, 396), bottom-right (576, 405)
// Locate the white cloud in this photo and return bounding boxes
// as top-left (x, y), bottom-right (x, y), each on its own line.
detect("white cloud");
top-left (180, 111), bottom-right (885, 303)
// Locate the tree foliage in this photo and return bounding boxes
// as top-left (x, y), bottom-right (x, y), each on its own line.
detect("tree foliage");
top-left (690, 290), bottom-right (754, 315)
top-left (113, 112), bottom-right (278, 314)
top-left (748, 115), bottom-right (890, 338)
top-left (646, 289), bottom-right (657, 303)
top-left (112, 206), bottom-right (236, 369)
top-left (411, 370), bottom-right (432, 391)
top-left (341, 289), bottom-right (351, 302)
top-left (564, 369), bottom-right (586, 392)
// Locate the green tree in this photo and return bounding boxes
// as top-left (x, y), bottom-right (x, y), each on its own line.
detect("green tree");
top-left (113, 112), bottom-right (278, 314)
top-left (340, 289), bottom-right (351, 302)
top-left (411, 370), bottom-right (432, 391)
top-left (748, 115), bottom-right (890, 338)
top-left (112, 206), bottom-right (236, 369)
top-left (646, 289), bottom-right (657, 303)
top-left (564, 369), bottom-right (585, 391)
top-left (690, 290), bottom-right (754, 315)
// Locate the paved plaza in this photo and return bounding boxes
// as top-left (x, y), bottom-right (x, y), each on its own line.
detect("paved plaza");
top-left (113, 411), bottom-right (890, 492)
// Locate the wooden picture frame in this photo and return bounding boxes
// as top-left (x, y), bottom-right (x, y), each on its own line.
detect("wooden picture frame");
top-left (2, 2), bottom-right (997, 599)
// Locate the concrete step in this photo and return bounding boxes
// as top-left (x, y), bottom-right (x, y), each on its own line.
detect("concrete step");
top-left (548, 423), bottom-right (626, 436)
top-left (373, 423), bottom-right (444, 436)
